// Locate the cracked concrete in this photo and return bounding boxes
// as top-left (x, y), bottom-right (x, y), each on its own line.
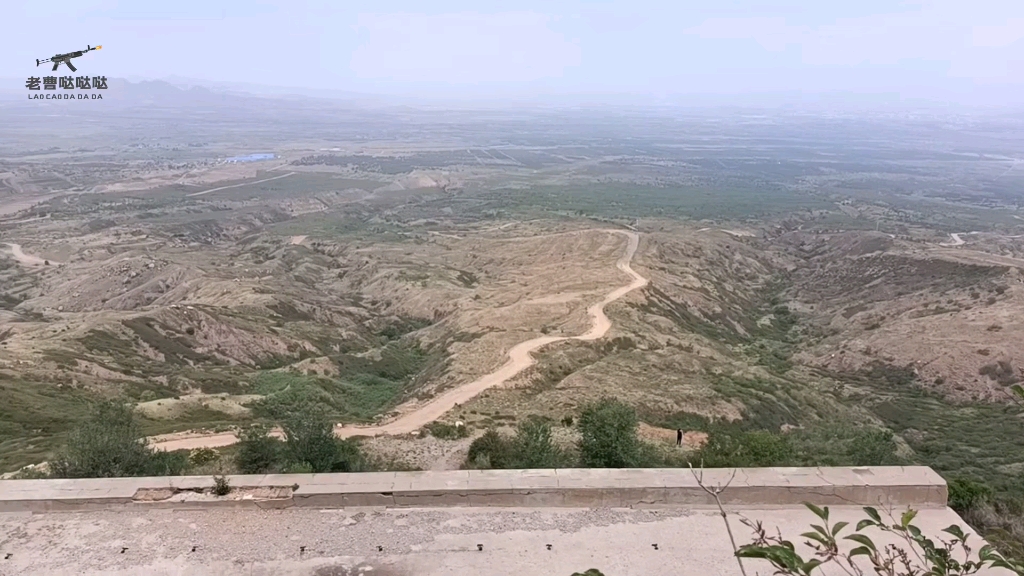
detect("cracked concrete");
top-left (0, 467), bottom-right (948, 513)
top-left (0, 505), bottom-right (996, 575)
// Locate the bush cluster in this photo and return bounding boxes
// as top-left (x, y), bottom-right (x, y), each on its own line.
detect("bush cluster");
top-left (49, 402), bottom-right (187, 478)
top-left (466, 417), bottom-right (570, 469)
top-left (425, 421), bottom-right (470, 440)
top-left (44, 401), bottom-right (371, 479)
top-left (236, 407), bottom-right (366, 474)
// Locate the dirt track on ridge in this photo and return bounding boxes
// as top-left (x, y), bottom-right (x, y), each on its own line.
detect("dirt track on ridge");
top-left (4, 243), bottom-right (53, 266)
top-left (149, 229), bottom-right (648, 451)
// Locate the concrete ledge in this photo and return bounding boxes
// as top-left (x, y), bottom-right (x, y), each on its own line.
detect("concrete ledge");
top-left (0, 466), bottom-right (947, 513)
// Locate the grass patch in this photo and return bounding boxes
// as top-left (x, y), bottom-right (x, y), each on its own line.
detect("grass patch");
top-left (0, 378), bottom-right (95, 472)
top-left (248, 343), bottom-right (430, 423)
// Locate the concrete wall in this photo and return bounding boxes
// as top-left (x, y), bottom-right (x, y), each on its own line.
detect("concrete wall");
top-left (0, 466), bottom-right (948, 513)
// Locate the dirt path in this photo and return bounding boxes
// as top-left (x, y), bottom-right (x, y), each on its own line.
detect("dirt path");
top-left (939, 232), bottom-right (967, 247)
top-left (186, 172), bottom-right (296, 197)
top-left (4, 243), bottom-right (54, 266)
top-left (150, 229), bottom-right (647, 451)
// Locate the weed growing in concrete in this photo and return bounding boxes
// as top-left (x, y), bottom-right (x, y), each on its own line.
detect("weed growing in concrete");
top-left (212, 475), bottom-right (231, 496)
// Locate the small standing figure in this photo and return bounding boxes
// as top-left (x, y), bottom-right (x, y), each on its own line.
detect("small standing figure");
top-left (676, 429), bottom-right (683, 447)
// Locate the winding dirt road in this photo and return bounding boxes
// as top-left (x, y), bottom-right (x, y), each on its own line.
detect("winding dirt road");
top-left (150, 229), bottom-right (648, 451)
top-left (4, 243), bottom-right (54, 266)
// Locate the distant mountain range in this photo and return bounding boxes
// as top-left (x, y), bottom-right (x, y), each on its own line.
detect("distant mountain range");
top-left (4, 75), bottom-right (1024, 113)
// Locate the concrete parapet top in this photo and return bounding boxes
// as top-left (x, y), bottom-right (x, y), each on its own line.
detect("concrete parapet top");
top-left (0, 466), bottom-right (948, 513)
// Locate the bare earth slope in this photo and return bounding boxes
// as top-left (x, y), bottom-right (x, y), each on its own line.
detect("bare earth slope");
top-left (149, 230), bottom-right (647, 450)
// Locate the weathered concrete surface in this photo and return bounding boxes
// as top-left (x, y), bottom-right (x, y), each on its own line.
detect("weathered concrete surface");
top-left (0, 467), bottom-right (948, 513)
top-left (0, 505), bottom-right (1001, 576)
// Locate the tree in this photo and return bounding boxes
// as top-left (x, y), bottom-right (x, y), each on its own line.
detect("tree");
top-left (50, 401), bottom-right (186, 478)
top-left (282, 409), bottom-right (340, 473)
top-left (235, 423), bottom-right (282, 474)
top-left (577, 398), bottom-right (646, 468)
top-left (466, 429), bottom-right (514, 469)
top-left (512, 418), bottom-right (565, 469)
top-left (846, 429), bottom-right (900, 466)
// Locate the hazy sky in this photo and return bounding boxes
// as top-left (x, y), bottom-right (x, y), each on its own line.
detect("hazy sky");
top-left (5, 0), bottom-right (1024, 104)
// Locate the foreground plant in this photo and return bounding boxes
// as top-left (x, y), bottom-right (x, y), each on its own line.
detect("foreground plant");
top-left (736, 503), bottom-right (1024, 576)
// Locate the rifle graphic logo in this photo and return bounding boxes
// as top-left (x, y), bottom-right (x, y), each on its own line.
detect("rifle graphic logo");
top-left (36, 45), bottom-right (102, 72)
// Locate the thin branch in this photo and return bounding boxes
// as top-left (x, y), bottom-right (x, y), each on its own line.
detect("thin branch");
top-left (690, 463), bottom-right (748, 576)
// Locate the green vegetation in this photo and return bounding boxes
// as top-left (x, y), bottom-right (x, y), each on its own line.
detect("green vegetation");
top-left (49, 402), bottom-right (187, 478)
top-left (235, 423), bottom-right (282, 474)
top-left (0, 378), bottom-right (94, 471)
top-left (688, 422), bottom-right (900, 468)
top-left (282, 408), bottom-right (364, 473)
top-left (212, 475), bottom-right (231, 496)
top-left (30, 400), bottom-right (416, 479)
top-left (425, 421), bottom-right (470, 440)
top-left (249, 342), bottom-right (430, 423)
top-left (234, 410), bottom-right (369, 474)
top-left (466, 418), bottom-right (571, 469)
top-left (468, 398), bottom-right (900, 472)
top-left (497, 182), bottom-right (831, 221)
top-left (577, 398), bottom-right (655, 468)
top-left (738, 503), bottom-right (1024, 576)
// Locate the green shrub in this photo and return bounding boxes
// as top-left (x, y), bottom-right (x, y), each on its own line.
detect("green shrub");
top-left (282, 461), bottom-right (315, 474)
top-left (235, 423), bottom-right (282, 474)
top-left (512, 418), bottom-right (566, 469)
top-left (50, 402), bottom-right (186, 478)
top-left (577, 398), bottom-right (652, 468)
top-left (282, 409), bottom-right (342, 473)
top-left (145, 450), bottom-right (189, 476)
top-left (330, 438), bottom-right (366, 472)
top-left (212, 475), bottom-right (231, 496)
top-left (466, 429), bottom-right (515, 469)
top-left (694, 428), bottom-right (796, 468)
top-left (846, 429), bottom-right (900, 466)
top-left (188, 447), bottom-right (219, 467)
top-left (948, 478), bottom-right (993, 514)
top-left (426, 421), bottom-right (469, 440)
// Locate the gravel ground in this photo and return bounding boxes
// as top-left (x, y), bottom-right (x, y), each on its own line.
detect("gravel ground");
top-left (362, 434), bottom-right (477, 471)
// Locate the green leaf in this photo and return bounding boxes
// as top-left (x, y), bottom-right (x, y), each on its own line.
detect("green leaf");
top-left (801, 532), bottom-right (830, 547)
top-left (978, 545), bottom-right (997, 561)
top-left (740, 545), bottom-right (807, 571)
top-left (863, 507), bottom-right (881, 523)
top-left (802, 558), bottom-right (823, 574)
top-left (804, 502), bottom-right (829, 521)
top-left (901, 509), bottom-right (917, 528)
top-left (856, 519), bottom-right (876, 531)
top-left (736, 546), bottom-right (770, 559)
top-left (849, 546), bottom-right (873, 557)
top-left (831, 521), bottom-right (849, 536)
top-left (907, 525), bottom-right (922, 538)
top-left (844, 534), bottom-right (877, 551)
top-left (942, 525), bottom-right (966, 540)
top-left (810, 524), bottom-right (830, 538)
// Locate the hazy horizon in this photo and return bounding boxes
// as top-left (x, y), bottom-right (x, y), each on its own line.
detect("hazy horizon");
top-left (4, 0), bottom-right (1024, 107)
